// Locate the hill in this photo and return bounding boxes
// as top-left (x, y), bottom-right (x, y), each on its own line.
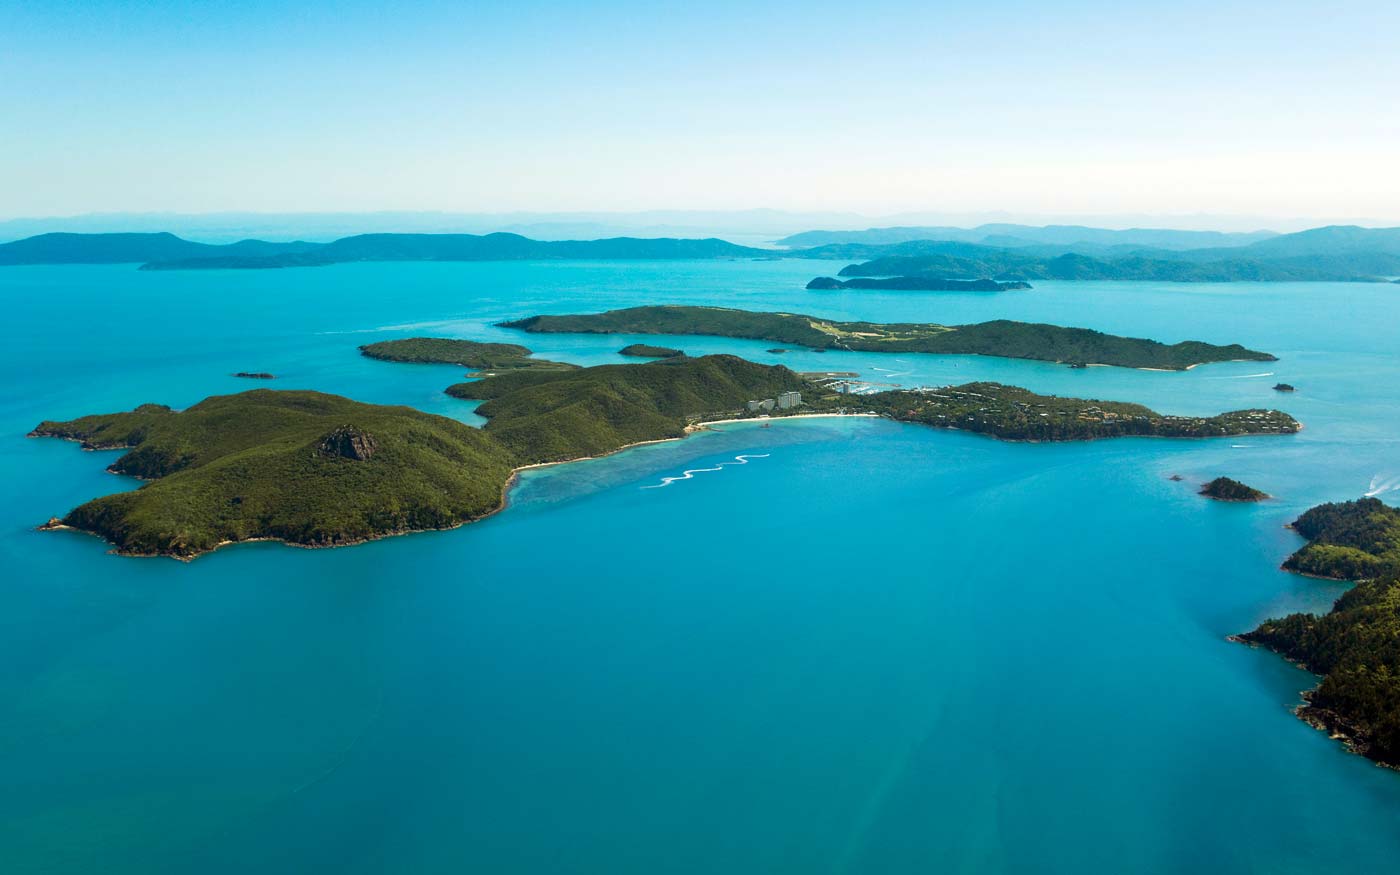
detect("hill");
top-left (29, 390), bottom-right (517, 558)
top-left (1199, 477), bottom-right (1269, 501)
top-left (1237, 498), bottom-right (1400, 767)
top-left (0, 232), bottom-right (319, 265)
top-left (448, 354), bottom-right (805, 463)
top-left (500, 305), bottom-right (1276, 370)
top-left (359, 337), bottom-right (577, 370)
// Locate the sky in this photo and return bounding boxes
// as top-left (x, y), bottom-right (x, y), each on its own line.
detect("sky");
top-left (3, 0), bottom-right (1398, 224)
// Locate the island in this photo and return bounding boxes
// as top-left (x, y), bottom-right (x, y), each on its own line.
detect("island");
top-left (1274, 383), bottom-right (1296, 392)
top-left (806, 276), bottom-right (1032, 291)
top-left (1235, 498), bottom-right (1400, 768)
top-left (822, 247), bottom-right (1400, 284)
top-left (359, 337), bottom-right (577, 371)
top-left (618, 344), bottom-right (683, 358)
top-left (233, 372), bottom-right (275, 380)
top-left (32, 354), bottom-right (1300, 558)
top-left (499, 305), bottom-right (1278, 371)
top-left (1199, 477), bottom-right (1269, 501)
top-left (28, 391), bottom-right (518, 558)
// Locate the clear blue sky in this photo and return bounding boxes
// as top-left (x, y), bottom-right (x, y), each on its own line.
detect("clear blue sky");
top-left (3, 0), bottom-right (1397, 221)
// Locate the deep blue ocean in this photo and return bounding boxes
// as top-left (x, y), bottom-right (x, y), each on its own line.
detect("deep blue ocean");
top-left (2, 260), bottom-right (1399, 873)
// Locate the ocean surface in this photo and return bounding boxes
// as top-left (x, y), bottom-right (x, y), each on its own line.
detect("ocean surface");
top-left (2, 260), bottom-right (1399, 873)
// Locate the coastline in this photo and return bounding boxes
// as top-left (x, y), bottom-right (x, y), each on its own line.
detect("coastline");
top-left (35, 411), bottom-right (885, 561)
top-left (33, 409), bottom-right (1300, 560)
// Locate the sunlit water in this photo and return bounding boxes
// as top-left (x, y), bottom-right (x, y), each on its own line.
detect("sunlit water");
top-left (2, 260), bottom-right (1398, 873)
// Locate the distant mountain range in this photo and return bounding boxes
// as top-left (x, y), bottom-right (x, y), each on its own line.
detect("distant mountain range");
top-left (2, 226), bottom-right (1399, 282)
top-left (0, 232), bottom-right (768, 269)
top-left (775, 224), bottom-right (1279, 252)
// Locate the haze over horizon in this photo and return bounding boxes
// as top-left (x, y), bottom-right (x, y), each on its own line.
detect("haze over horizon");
top-left (4, 1), bottom-right (1398, 223)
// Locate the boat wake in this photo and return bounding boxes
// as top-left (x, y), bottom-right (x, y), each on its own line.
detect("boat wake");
top-left (642, 453), bottom-right (770, 489)
top-left (1365, 473), bottom-right (1400, 498)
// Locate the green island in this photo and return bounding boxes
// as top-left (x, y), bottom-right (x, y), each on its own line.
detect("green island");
top-left (806, 276), bottom-right (1032, 291)
top-left (1199, 477), bottom-right (1269, 501)
top-left (29, 391), bottom-right (516, 558)
top-left (499, 305), bottom-right (1276, 370)
top-left (847, 384), bottom-right (1298, 441)
top-left (1236, 498), bottom-right (1400, 767)
top-left (619, 343), bottom-right (683, 358)
top-left (32, 354), bottom-right (1299, 559)
top-left (359, 337), bottom-right (576, 371)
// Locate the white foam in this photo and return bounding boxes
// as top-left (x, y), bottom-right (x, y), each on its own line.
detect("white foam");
top-left (643, 453), bottom-right (770, 489)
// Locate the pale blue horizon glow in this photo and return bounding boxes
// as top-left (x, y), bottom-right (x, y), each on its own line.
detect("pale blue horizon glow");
top-left (3, 0), bottom-right (1398, 221)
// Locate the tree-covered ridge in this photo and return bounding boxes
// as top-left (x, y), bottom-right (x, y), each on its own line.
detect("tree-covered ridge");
top-left (1281, 498), bottom-right (1400, 580)
top-left (833, 384), bottom-right (1299, 441)
top-left (448, 354), bottom-right (806, 464)
top-left (501, 305), bottom-right (1276, 370)
top-left (30, 390), bottom-right (517, 558)
top-left (359, 337), bottom-right (577, 370)
top-left (1239, 498), bottom-right (1400, 767)
top-left (618, 344), bottom-right (683, 357)
top-left (1199, 477), bottom-right (1269, 501)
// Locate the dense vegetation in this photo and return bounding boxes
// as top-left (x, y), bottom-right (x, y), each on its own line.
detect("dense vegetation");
top-left (618, 343), bottom-right (683, 357)
top-left (448, 354), bottom-right (806, 463)
top-left (806, 276), bottom-right (1032, 291)
top-left (1278, 498), bottom-right (1400, 580)
top-left (1239, 498), bottom-right (1400, 767)
top-left (1199, 477), bottom-right (1269, 501)
top-left (29, 391), bottom-right (517, 558)
top-left (820, 384), bottom-right (1299, 441)
top-left (34, 347), bottom-right (1302, 558)
top-left (359, 337), bottom-right (576, 370)
top-left (501, 305), bottom-right (1276, 370)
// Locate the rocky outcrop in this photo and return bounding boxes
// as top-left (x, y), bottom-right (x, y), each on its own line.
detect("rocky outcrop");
top-left (318, 426), bottom-right (377, 461)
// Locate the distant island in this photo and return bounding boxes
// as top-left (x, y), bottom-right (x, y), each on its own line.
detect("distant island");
top-left (0, 231), bottom-right (766, 270)
top-left (1236, 498), bottom-right (1400, 768)
top-left (33, 353), bottom-right (1299, 558)
top-left (806, 276), bottom-right (1032, 292)
top-left (1274, 383), bottom-right (1296, 392)
top-left (618, 343), bottom-right (683, 358)
top-left (233, 372), bottom-right (275, 380)
top-left (3, 225), bottom-right (1400, 281)
top-left (1199, 477), bottom-right (1269, 501)
top-left (499, 305), bottom-right (1277, 371)
top-left (359, 337), bottom-right (576, 371)
top-left (825, 250), bottom-right (1400, 284)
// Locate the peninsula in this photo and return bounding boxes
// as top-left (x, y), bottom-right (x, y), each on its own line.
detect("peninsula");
top-left (499, 305), bottom-right (1277, 370)
top-left (1236, 498), bottom-right (1400, 768)
top-left (359, 337), bottom-right (577, 371)
top-left (33, 354), bottom-right (1299, 558)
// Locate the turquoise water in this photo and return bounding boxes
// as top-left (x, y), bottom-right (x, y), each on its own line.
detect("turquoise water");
top-left (2, 261), bottom-right (1399, 872)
